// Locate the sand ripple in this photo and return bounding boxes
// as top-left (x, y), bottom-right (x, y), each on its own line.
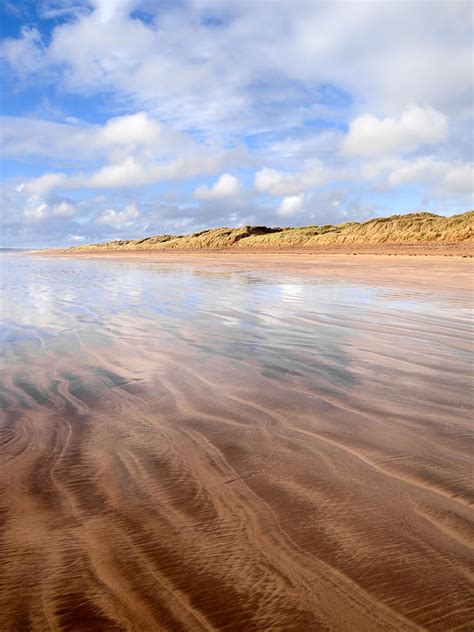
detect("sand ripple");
top-left (0, 255), bottom-right (473, 630)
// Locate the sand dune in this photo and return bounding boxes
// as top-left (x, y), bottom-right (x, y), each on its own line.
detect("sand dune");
top-left (0, 255), bottom-right (473, 631)
top-left (38, 210), bottom-right (473, 256)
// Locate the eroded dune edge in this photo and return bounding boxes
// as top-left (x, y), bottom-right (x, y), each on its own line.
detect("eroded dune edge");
top-left (37, 210), bottom-right (473, 256)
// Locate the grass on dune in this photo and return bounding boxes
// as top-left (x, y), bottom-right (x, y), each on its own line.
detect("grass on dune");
top-left (66, 210), bottom-right (474, 252)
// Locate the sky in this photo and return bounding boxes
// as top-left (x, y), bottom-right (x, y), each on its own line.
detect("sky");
top-left (0, 0), bottom-right (472, 247)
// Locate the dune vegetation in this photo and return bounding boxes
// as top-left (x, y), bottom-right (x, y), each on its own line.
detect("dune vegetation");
top-left (63, 211), bottom-right (473, 252)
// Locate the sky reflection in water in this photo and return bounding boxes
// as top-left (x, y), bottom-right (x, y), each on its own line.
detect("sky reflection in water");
top-left (0, 254), bottom-right (470, 395)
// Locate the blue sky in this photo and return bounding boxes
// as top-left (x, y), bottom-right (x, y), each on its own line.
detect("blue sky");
top-left (1, 0), bottom-right (472, 247)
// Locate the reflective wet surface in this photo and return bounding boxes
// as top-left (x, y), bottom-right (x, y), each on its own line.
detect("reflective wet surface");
top-left (1, 254), bottom-right (473, 631)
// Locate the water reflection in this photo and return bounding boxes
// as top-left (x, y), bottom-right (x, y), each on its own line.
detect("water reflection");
top-left (0, 254), bottom-right (470, 393)
top-left (1, 254), bottom-right (473, 631)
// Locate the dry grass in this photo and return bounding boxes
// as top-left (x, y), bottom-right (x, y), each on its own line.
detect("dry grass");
top-left (60, 211), bottom-right (474, 252)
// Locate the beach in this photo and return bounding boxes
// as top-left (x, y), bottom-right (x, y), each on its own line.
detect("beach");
top-left (2, 0), bottom-right (473, 627)
top-left (39, 250), bottom-right (474, 295)
top-left (1, 253), bottom-right (473, 631)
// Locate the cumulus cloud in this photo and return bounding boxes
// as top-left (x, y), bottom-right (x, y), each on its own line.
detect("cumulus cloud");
top-left (343, 105), bottom-right (448, 157)
top-left (97, 112), bottom-right (161, 148)
top-left (193, 174), bottom-right (240, 200)
top-left (277, 195), bottom-right (304, 217)
top-left (1, 112), bottom-right (182, 162)
top-left (22, 152), bottom-right (231, 195)
top-left (52, 201), bottom-right (77, 217)
top-left (2, 1), bottom-right (472, 129)
top-left (24, 173), bottom-right (69, 195)
top-left (443, 163), bottom-right (473, 195)
top-left (388, 158), bottom-right (473, 196)
top-left (12, 108), bottom-right (248, 197)
top-left (24, 196), bottom-right (49, 222)
top-left (361, 156), bottom-right (473, 199)
top-left (255, 161), bottom-right (332, 196)
top-left (96, 202), bottom-right (140, 229)
top-left (0, 0), bottom-right (472, 246)
top-left (23, 195), bottom-right (80, 222)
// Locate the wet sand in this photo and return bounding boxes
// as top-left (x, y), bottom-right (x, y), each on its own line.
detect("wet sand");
top-left (43, 251), bottom-right (474, 298)
top-left (1, 254), bottom-right (473, 631)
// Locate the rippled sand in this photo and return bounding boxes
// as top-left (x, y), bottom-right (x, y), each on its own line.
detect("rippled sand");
top-left (1, 255), bottom-right (473, 631)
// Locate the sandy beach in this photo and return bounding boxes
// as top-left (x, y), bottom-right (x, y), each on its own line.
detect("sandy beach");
top-left (40, 250), bottom-right (474, 296)
top-left (2, 0), bottom-right (473, 627)
top-left (1, 253), bottom-right (473, 631)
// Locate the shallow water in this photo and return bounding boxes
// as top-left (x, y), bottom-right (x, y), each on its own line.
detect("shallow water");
top-left (1, 254), bottom-right (473, 631)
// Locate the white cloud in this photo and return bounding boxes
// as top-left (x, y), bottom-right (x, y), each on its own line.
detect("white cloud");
top-left (11, 108), bottom-right (247, 196)
top-left (87, 157), bottom-right (148, 189)
top-left (267, 130), bottom-right (343, 160)
top-left (343, 105), bottom-right (448, 157)
top-left (1, 112), bottom-right (182, 162)
top-left (24, 173), bottom-right (69, 195)
top-left (22, 195), bottom-right (80, 222)
top-left (52, 201), bottom-right (77, 217)
top-left (0, 0), bottom-right (472, 247)
top-left (98, 112), bottom-right (161, 148)
top-left (443, 163), bottom-right (473, 195)
top-left (277, 194), bottom-right (304, 217)
top-left (95, 202), bottom-right (140, 228)
top-left (1, 26), bottom-right (47, 76)
top-left (388, 158), bottom-right (473, 196)
top-left (22, 150), bottom-right (230, 195)
top-left (92, 0), bottom-right (138, 24)
top-left (24, 196), bottom-right (49, 222)
top-left (255, 161), bottom-right (331, 196)
top-left (2, 1), bottom-right (471, 131)
top-left (361, 156), bottom-right (473, 198)
top-left (193, 174), bottom-right (240, 200)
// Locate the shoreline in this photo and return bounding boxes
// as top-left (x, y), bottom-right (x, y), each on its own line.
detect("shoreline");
top-left (26, 249), bottom-right (474, 297)
top-left (32, 241), bottom-right (473, 258)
